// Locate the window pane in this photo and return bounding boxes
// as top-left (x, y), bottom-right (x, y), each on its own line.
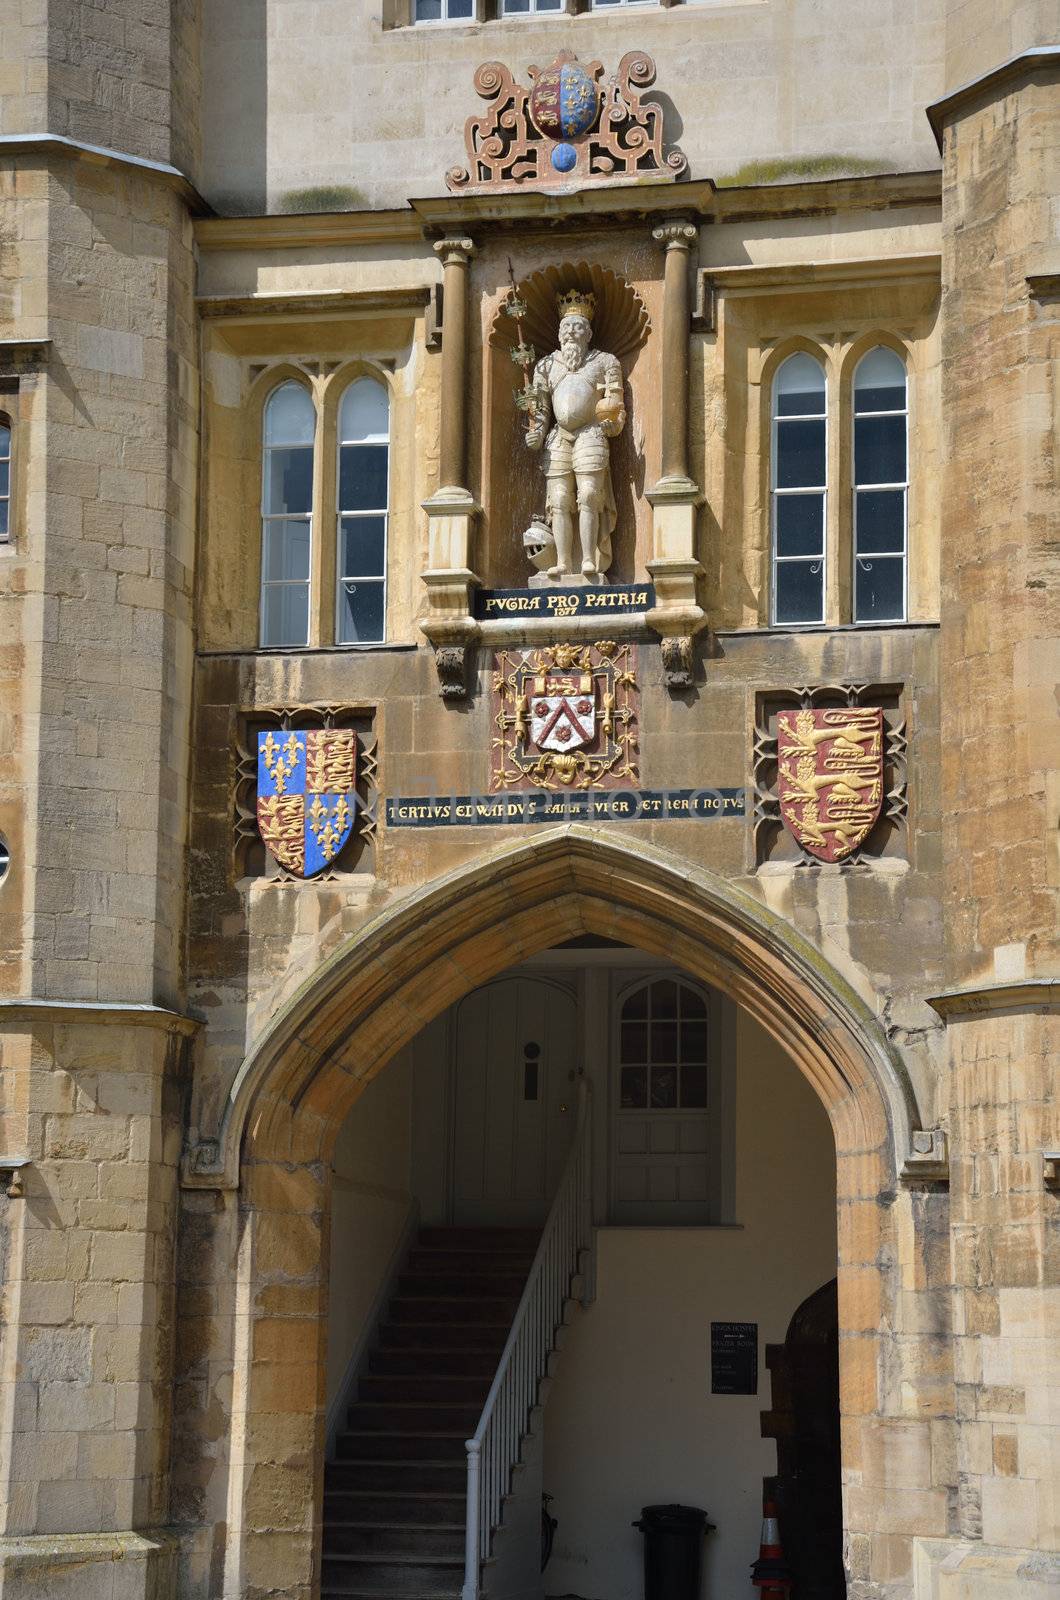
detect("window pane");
top-left (535, 0), bottom-right (562, 9)
top-left (0, 424), bottom-right (9, 457)
top-left (266, 445), bottom-right (313, 515)
top-left (775, 353), bottom-right (825, 417)
top-left (505, 0), bottom-right (530, 11)
top-left (447, 0), bottom-right (473, 15)
top-left (652, 979), bottom-right (677, 1018)
top-left (0, 460), bottom-right (9, 498)
top-left (623, 987), bottom-right (649, 1020)
top-left (652, 1021), bottom-right (678, 1062)
top-left (681, 1061), bottom-right (708, 1109)
top-left (854, 347), bottom-right (905, 413)
top-left (855, 415), bottom-right (906, 485)
top-left (681, 1020), bottom-right (707, 1063)
top-left (415, 0), bottom-right (441, 15)
top-left (855, 556), bottom-right (905, 622)
top-left (264, 382), bottom-right (314, 446)
top-left (621, 1066), bottom-right (647, 1109)
top-left (621, 1021), bottom-right (648, 1062)
top-left (680, 988), bottom-right (706, 1019)
top-left (856, 490), bottom-right (905, 554)
top-left (264, 519), bottom-right (311, 582)
top-left (263, 519), bottom-right (311, 582)
top-left (262, 582), bottom-right (309, 648)
top-left (650, 1065), bottom-right (678, 1109)
top-left (341, 515), bottom-right (387, 580)
top-left (775, 492), bottom-right (824, 557)
top-left (775, 560), bottom-right (824, 624)
top-left (337, 579), bottom-right (385, 644)
top-left (0, 500), bottom-right (7, 539)
top-left (339, 379), bottom-right (389, 444)
top-left (339, 444), bottom-right (388, 512)
top-left (776, 419), bottom-right (826, 488)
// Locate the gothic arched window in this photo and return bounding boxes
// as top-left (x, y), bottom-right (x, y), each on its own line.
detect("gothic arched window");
top-left (771, 352), bottom-right (827, 626)
top-left (853, 346), bottom-right (908, 623)
top-left (260, 382), bottom-right (315, 648)
top-left (336, 377), bottom-right (389, 645)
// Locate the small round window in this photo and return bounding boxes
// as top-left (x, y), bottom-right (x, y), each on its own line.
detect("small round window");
top-left (0, 835), bottom-right (9, 883)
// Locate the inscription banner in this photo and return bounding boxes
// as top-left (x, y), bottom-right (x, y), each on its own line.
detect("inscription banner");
top-left (386, 788), bottom-right (745, 828)
top-left (475, 583), bottom-right (655, 621)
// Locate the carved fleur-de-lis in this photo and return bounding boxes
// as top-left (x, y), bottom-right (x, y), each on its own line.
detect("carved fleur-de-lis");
top-left (262, 731), bottom-right (279, 769)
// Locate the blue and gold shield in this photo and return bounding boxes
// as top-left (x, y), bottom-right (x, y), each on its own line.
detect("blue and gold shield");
top-left (529, 56), bottom-right (601, 142)
top-left (256, 729), bottom-right (357, 877)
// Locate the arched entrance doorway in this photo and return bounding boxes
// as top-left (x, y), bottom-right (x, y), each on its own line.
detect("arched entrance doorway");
top-left (183, 827), bottom-right (928, 1600)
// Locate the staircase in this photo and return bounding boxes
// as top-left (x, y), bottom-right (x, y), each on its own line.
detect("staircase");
top-left (322, 1226), bottom-right (540, 1600)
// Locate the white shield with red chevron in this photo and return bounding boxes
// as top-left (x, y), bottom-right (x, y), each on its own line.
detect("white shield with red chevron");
top-left (530, 676), bottom-right (596, 754)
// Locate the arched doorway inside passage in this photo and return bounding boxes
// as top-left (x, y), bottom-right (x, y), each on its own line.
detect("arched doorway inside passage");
top-left (175, 826), bottom-right (926, 1600)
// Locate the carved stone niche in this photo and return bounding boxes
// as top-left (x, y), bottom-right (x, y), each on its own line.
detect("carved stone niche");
top-left (484, 260), bottom-right (653, 592)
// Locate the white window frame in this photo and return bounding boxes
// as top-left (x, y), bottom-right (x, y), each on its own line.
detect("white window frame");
top-left (335, 378), bottom-right (390, 648)
top-left (852, 347), bottom-right (908, 625)
top-left (412, 0), bottom-right (477, 24)
top-left (499, 0), bottom-right (565, 13)
top-left (770, 354), bottom-right (828, 627)
top-left (259, 382), bottom-right (315, 650)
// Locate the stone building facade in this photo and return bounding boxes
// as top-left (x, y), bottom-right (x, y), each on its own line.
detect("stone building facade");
top-left (0, 4), bottom-right (1057, 1600)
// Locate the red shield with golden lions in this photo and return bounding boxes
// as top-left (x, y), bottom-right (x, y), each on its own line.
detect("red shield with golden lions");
top-left (776, 708), bottom-right (884, 862)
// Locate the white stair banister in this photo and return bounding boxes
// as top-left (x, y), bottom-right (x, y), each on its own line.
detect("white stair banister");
top-left (463, 1077), bottom-right (594, 1600)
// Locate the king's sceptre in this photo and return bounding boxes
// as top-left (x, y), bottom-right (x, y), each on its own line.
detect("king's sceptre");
top-left (504, 260), bottom-right (537, 417)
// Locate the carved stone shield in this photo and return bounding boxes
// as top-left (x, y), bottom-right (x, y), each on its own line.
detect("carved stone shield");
top-left (530, 676), bottom-right (596, 754)
top-left (256, 728), bottom-right (357, 877)
top-left (776, 708), bottom-right (884, 862)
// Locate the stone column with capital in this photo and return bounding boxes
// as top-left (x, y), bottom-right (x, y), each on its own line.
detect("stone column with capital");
top-left (421, 237), bottom-right (482, 699)
top-left (645, 219), bottom-right (707, 689)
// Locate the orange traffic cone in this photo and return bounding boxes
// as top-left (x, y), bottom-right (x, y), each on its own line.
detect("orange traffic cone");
top-left (750, 1495), bottom-right (793, 1598)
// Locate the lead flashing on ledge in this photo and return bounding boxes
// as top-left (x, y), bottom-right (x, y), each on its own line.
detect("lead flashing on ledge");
top-left (926, 978), bottom-right (1059, 1018)
top-left (0, 997), bottom-right (200, 1036)
top-left (926, 45), bottom-right (1060, 149)
top-left (0, 133), bottom-right (210, 214)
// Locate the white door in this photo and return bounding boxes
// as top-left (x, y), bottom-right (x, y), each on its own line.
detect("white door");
top-left (612, 976), bottom-right (713, 1223)
top-left (451, 977), bottom-right (578, 1225)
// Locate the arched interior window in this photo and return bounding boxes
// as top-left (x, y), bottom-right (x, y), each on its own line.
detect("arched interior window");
top-left (336, 377), bottom-right (389, 645)
top-left (0, 416), bottom-right (11, 542)
top-left (853, 346), bottom-right (908, 622)
top-left (771, 353), bottom-right (827, 625)
top-left (614, 977), bottom-right (714, 1222)
top-left (260, 382), bottom-right (315, 647)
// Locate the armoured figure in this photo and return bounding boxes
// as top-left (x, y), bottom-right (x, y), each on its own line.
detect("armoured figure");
top-left (524, 290), bottom-right (626, 581)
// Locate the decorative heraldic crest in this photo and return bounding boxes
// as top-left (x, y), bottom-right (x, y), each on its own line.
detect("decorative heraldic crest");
top-left (256, 729), bottom-right (358, 877)
top-left (491, 641), bottom-right (638, 792)
top-left (775, 708), bottom-right (884, 863)
top-left (447, 51), bottom-right (687, 193)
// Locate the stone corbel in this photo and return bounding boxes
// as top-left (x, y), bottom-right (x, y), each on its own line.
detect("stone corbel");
top-left (647, 219), bottom-right (708, 689)
top-left (0, 1156), bottom-right (30, 1198)
top-left (900, 1128), bottom-right (949, 1185)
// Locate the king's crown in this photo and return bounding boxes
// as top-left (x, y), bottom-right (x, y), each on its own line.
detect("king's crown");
top-left (557, 289), bottom-right (596, 322)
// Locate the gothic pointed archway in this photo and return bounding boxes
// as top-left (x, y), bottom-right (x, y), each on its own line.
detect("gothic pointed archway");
top-left (178, 826), bottom-right (937, 1600)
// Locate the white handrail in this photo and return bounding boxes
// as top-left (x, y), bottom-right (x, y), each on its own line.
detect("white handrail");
top-left (463, 1077), bottom-right (594, 1600)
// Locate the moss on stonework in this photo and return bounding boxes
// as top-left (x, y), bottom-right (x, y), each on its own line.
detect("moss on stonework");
top-left (277, 185), bottom-right (364, 213)
top-left (717, 155), bottom-right (892, 187)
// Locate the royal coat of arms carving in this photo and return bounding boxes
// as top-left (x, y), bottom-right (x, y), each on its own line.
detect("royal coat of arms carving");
top-left (256, 728), bottom-right (358, 877)
top-left (447, 52), bottom-right (687, 193)
top-left (491, 642), bottom-right (638, 792)
top-left (775, 708), bottom-right (884, 862)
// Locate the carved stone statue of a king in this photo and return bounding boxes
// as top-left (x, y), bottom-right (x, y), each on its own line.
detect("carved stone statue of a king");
top-left (523, 290), bottom-right (626, 584)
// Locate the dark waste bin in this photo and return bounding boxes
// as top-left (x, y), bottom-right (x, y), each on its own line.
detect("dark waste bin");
top-left (633, 1504), bottom-right (715, 1600)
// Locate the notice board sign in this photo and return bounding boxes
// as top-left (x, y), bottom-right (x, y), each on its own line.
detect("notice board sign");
top-left (710, 1322), bottom-right (758, 1395)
